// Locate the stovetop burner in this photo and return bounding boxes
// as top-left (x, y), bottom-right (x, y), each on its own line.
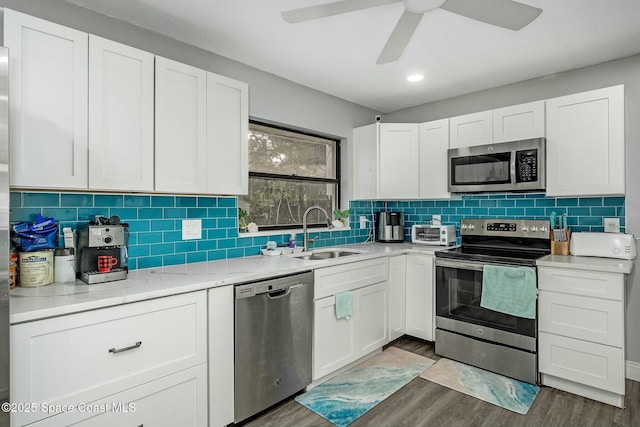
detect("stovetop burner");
top-left (436, 218), bottom-right (551, 265)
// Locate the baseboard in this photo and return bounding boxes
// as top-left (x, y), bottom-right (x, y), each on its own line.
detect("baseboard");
top-left (626, 360), bottom-right (640, 381)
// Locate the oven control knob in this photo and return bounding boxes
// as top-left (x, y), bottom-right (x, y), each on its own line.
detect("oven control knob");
top-left (531, 226), bottom-right (538, 232)
top-left (461, 224), bottom-right (468, 230)
top-left (103, 236), bottom-right (112, 244)
top-left (468, 224), bottom-right (475, 231)
top-left (522, 226), bottom-right (529, 232)
top-left (477, 328), bottom-right (484, 335)
top-left (539, 226), bottom-right (547, 232)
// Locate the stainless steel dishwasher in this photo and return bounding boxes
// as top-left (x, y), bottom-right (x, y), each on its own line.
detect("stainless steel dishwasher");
top-left (234, 271), bottom-right (314, 423)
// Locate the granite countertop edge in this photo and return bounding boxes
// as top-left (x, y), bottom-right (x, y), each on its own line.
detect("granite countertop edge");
top-left (9, 242), bottom-right (445, 324)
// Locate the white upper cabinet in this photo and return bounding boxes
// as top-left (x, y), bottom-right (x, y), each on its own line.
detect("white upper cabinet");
top-left (419, 119), bottom-right (450, 199)
top-left (378, 124), bottom-right (420, 199)
top-left (449, 110), bottom-right (492, 148)
top-left (4, 9), bottom-right (89, 189)
top-left (155, 56), bottom-right (207, 193)
top-left (352, 124), bottom-right (378, 200)
top-left (492, 101), bottom-right (545, 143)
top-left (89, 35), bottom-right (154, 191)
top-left (545, 85), bottom-right (625, 197)
top-left (206, 73), bottom-right (249, 195)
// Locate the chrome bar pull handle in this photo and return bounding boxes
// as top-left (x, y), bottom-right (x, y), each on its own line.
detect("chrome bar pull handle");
top-left (108, 341), bottom-right (142, 354)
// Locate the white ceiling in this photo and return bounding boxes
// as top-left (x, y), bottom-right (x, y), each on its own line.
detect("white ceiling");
top-left (64, 0), bottom-right (640, 113)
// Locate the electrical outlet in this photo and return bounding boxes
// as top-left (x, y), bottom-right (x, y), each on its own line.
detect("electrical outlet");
top-left (182, 219), bottom-right (202, 240)
top-left (432, 214), bottom-right (442, 223)
top-left (359, 216), bottom-right (368, 229)
top-left (604, 217), bottom-right (620, 233)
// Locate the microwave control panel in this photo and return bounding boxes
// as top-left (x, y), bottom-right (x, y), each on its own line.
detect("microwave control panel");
top-left (515, 149), bottom-right (538, 182)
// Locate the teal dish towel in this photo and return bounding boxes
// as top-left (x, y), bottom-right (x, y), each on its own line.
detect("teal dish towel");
top-left (335, 291), bottom-right (352, 320)
top-left (480, 265), bottom-right (537, 319)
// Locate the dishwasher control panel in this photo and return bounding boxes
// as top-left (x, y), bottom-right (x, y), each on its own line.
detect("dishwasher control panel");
top-left (234, 271), bottom-right (313, 299)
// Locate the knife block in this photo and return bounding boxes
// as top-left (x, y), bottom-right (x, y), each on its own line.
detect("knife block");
top-left (550, 228), bottom-right (571, 255)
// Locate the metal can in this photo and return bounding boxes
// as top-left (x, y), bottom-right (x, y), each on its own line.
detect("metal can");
top-left (19, 250), bottom-right (54, 287)
top-left (9, 251), bottom-right (17, 289)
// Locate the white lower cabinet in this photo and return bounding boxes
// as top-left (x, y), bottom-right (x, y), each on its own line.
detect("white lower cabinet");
top-left (313, 282), bottom-right (389, 380)
top-left (388, 255), bottom-right (406, 341)
top-left (10, 291), bottom-right (208, 426)
top-left (538, 266), bottom-right (626, 407)
top-left (313, 258), bottom-right (389, 380)
top-left (405, 254), bottom-right (434, 341)
top-left (208, 285), bottom-right (235, 427)
top-left (30, 364), bottom-right (208, 427)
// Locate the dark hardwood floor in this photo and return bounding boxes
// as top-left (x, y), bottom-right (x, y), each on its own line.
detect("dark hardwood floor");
top-left (244, 336), bottom-right (640, 427)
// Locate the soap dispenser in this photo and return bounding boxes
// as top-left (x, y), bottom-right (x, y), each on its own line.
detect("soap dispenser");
top-left (288, 232), bottom-right (296, 248)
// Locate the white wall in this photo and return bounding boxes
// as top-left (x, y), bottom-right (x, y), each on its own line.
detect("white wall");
top-left (386, 54), bottom-right (640, 365)
top-left (0, 0), bottom-right (378, 207)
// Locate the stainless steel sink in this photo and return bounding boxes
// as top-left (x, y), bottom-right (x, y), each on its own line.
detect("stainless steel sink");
top-left (289, 248), bottom-right (366, 261)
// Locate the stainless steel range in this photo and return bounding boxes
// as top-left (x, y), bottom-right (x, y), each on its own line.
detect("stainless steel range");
top-left (434, 218), bottom-right (550, 384)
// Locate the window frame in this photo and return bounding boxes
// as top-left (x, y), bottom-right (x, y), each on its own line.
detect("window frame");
top-left (245, 119), bottom-right (341, 231)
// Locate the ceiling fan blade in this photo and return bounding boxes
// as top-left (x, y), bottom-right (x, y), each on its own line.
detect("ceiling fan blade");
top-left (377, 10), bottom-right (423, 65)
top-left (282, 0), bottom-right (402, 23)
top-left (441, 0), bottom-right (542, 31)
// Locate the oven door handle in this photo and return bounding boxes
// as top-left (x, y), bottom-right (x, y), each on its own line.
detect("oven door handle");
top-left (435, 259), bottom-right (486, 271)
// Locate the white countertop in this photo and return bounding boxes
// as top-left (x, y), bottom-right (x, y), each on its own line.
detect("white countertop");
top-left (10, 242), bottom-right (446, 324)
top-left (537, 254), bottom-right (634, 274)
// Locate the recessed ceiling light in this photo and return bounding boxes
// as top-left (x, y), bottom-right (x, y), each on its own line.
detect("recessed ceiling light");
top-left (407, 74), bottom-right (424, 82)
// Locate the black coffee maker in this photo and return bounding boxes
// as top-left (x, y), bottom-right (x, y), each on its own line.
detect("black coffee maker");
top-left (77, 216), bottom-right (129, 284)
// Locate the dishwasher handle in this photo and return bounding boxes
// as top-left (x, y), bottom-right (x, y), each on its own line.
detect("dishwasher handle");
top-left (267, 288), bottom-right (291, 299)
top-left (266, 283), bottom-right (309, 299)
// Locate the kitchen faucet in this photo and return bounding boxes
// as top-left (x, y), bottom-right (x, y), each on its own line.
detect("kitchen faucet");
top-left (302, 206), bottom-right (333, 252)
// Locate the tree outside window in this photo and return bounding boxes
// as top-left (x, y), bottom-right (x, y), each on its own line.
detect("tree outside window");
top-left (239, 122), bottom-right (339, 230)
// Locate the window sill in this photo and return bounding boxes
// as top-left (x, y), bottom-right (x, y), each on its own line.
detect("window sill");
top-left (239, 226), bottom-right (352, 238)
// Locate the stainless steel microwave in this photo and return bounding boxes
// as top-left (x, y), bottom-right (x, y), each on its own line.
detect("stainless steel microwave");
top-left (447, 138), bottom-right (545, 193)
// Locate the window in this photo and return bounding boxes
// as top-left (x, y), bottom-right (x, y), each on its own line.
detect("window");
top-left (239, 121), bottom-right (340, 230)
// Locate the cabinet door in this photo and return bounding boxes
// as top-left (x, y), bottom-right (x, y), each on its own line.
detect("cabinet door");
top-left (538, 291), bottom-right (623, 347)
top-left (208, 286), bottom-right (234, 427)
top-left (419, 119), bottom-right (450, 199)
top-left (89, 35), bottom-right (154, 191)
top-left (449, 110), bottom-right (492, 148)
top-left (313, 295), bottom-right (357, 380)
top-left (539, 332), bottom-right (625, 395)
top-left (545, 85), bottom-right (625, 196)
top-left (405, 254), bottom-right (434, 341)
top-left (352, 124), bottom-right (378, 199)
top-left (30, 364), bottom-right (208, 427)
top-left (206, 73), bottom-right (249, 195)
top-left (155, 56), bottom-right (207, 193)
top-left (4, 9), bottom-right (88, 189)
top-left (356, 282), bottom-right (389, 354)
top-left (11, 291), bottom-right (207, 426)
top-left (492, 101), bottom-right (545, 143)
top-left (378, 124), bottom-right (420, 199)
top-left (388, 255), bottom-right (406, 341)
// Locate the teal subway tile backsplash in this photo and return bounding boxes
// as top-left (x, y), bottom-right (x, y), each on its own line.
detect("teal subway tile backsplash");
top-left (357, 192), bottom-right (626, 241)
top-left (10, 191), bottom-right (371, 270)
top-left (9, 191), bottom-right (626, 271)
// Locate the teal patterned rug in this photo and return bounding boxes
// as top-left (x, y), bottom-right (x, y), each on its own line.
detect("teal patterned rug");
top-left (295, 347), bottom-right (435, 427)
top-left (420, 358), bottom-right (540, 414)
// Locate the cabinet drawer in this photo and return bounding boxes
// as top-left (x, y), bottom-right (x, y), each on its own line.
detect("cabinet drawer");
top-left (538, 291), bottom-right (623, 347)
top-left (314, 258), bottom-right (388, 300)
top-left (30, 364), bottom-right (208, 427)
top-left (539, 332), bottom-right (624, 394)
top-left (538, 267), bottom-right (624, 300)
top-left (11, 291), bottom-right (207, 426)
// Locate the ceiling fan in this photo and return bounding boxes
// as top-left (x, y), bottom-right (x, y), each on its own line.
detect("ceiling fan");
top-left (282, 0), bottom-right (543, 64)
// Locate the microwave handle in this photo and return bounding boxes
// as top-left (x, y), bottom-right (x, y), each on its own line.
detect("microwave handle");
top-left (510, 150), bottom-right (517, 184)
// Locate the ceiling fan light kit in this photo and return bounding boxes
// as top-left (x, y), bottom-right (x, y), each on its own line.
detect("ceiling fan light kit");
top-left (282, 0), bottom-right (543, 64)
